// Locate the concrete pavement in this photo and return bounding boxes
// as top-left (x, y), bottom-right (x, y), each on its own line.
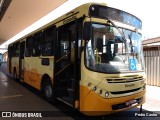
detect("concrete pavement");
top-left (143, 85), bottom-right (160, 113)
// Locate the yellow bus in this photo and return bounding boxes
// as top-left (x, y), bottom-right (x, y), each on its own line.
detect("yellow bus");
top-left (8, 3), bottom-right (146, 116)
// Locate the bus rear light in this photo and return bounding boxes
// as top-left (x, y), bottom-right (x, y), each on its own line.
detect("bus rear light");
top-left (105, 91), bottom-right (109, 98)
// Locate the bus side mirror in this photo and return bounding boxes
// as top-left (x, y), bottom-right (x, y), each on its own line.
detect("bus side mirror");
top-left (83, 22), bottom-right (91, 40)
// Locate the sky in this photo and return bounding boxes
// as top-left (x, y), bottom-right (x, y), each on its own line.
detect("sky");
top-left (0, 0), bottom-right (160, 53)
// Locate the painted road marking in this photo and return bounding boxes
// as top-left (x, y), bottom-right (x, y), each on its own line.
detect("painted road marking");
top-left (0, 94), bottom-right (23, 99)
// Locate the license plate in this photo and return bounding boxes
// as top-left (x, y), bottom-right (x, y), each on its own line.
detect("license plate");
top-left (126, 99), bottom-right (137, 106)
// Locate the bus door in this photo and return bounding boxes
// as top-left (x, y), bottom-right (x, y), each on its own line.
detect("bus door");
top-left (54, 19), bottom-right (82, 107)
top-left (55, 22), bottom-right (77, 106)
top-left (19, 41), bottom-right (25, 81)
top-left (55, 29), bottom-right (71, 89)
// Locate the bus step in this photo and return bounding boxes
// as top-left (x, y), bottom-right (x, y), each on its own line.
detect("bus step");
top-left (55, 88), bottom-right (67, 96)
top-left (55, 87), bottom-right (67, 91)
top-left (68, 89), bottom-right (75, 97)
top-left (70, 78), bottom-right (75, 81)
top-left (58, 79), bottom-right (68, 83)
top-left (56, 79), bottom-right (68, 86)
top-left (69, 79), bottom-right (76, 89)
top-left (57, 96), bottom-right (74, 107)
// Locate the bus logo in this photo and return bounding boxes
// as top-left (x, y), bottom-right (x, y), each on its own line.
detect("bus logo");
top-left (125, 83), bottom-right (135, 87)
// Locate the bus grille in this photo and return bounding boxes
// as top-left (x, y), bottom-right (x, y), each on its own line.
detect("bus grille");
top-left (106, 76), bottom-right (143, 83)
top-left (110, 87), bottom-right (141, 95)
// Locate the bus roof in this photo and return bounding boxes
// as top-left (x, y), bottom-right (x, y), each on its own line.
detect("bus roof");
top-left (9, 2), bottom-right (141, 45)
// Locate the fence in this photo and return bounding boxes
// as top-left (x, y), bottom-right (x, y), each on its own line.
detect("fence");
top-left (143, 48), bottom-right (160, 86)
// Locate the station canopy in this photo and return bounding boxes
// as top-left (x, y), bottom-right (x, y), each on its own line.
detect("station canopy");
top-left (0, 0), bottom-right (67, 45)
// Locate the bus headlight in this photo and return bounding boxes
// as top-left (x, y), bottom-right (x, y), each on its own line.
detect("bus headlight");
top-left (93, 86), bottom-right (97, 91)
top-left (105, 91), bottom-right (109, 98)
top-left (88, 82), bottom-right (91, 87)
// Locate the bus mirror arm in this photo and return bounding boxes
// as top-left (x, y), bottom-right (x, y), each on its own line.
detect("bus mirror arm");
top-left (107, 19), bottom-right (127, 43)
top-left (81, 38), bottom-right (91, 52)
top-left (107, 19), bottom-right (128, 54)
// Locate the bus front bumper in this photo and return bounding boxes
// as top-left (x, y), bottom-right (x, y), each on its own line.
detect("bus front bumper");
top-left (80, 86), bottom-right (145, 116)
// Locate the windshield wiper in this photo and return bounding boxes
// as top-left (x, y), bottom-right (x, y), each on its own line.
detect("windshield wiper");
top-left (107, 19), bottom-right (127, 43)
top-left (107, 19), bottom-right (128, 55)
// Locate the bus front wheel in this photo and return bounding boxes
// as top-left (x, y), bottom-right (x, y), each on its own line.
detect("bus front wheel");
top-left (42, 79), bottom-right (55, 103)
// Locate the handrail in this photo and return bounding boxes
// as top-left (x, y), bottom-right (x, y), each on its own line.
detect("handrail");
top-left (56, 52), bottom-right (70, 63)
top-left (55, 64), bottom-right (70, 76)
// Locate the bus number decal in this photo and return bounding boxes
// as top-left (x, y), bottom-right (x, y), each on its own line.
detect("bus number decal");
top-left (129, 59), bottom-right (136, 70)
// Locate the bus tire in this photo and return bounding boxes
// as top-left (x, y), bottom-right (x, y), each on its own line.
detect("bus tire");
top-left (42, 79), bottom-right (55, 103)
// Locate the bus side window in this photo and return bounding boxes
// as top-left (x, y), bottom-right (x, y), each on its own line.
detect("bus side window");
top-left (33, 32), bottom-right (43, 56)
top-left (25, 36), bottom-right (33, 57)
top-left (13, 42), bottom-right (20, 57)
top-left (42, 25), bottom-right (55, 56)
top-left (8, 45), bottom-right (13, 58)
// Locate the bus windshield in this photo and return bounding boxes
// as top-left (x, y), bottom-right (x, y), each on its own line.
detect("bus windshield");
top-left (85, 23), bottom-right (145, 73)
